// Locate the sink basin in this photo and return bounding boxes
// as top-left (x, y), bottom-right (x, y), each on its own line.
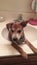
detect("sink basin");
top-left (25, 26), bottom-right (37, 42)
top-left (2, 27), bottom-right (9, 41)
top-left (2, 25), bottom-right (37, 43)
top-left (0, 22), bottom-right (37, 56)
top-left (1, 24), bottom-right (37, 49)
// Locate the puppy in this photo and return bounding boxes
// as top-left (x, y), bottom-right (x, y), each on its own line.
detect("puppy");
top-left (6, 21), bottom-right (37, 59)
top-left (6, 21), bottom-right (28, 44)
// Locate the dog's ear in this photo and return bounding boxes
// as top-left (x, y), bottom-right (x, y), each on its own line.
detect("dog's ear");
top-left (6, 23), bottom-right (13, 31)
top-left (20, 20), bottom-right (29, 27)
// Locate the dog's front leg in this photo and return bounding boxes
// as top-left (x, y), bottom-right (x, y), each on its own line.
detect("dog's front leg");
top-left (25, 39), bottom-right (37, 53)
top-left (11, 40), bottom-right (28, 59)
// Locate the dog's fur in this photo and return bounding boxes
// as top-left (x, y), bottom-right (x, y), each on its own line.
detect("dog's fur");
top-left (6, 21), bottom-right (28, 44)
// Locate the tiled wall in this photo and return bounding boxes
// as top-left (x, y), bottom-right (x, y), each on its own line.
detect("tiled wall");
top-left (0, 0), bottom-right (37, 20)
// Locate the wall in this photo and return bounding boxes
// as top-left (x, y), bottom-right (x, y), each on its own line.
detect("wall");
top-left (0, 0), bottom-right (36, 20)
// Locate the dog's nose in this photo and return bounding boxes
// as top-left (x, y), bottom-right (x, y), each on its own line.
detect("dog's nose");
top-left (13, 38), bottom-right (17, 41)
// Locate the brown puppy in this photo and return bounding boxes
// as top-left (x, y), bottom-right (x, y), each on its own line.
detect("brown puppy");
top-left (6, 21), bottom-right (28, 44)
top-left (6, 21), bottom-right (28, 59)
top-left (6, 21), bottom-right (37, 59)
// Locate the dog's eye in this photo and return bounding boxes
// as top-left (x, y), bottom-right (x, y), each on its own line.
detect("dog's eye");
top-left (11, 30), bottom-right (14, 32)
top-left (17, 30), bottom-right (21, 33)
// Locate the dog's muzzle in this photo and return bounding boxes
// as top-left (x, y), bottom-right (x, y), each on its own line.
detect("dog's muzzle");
top-left (13, 38), bottom-right (17, 41)
top-left (12, 35), bottom-right (25, 44)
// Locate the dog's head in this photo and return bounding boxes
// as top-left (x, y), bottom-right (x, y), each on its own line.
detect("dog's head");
top-left (6, 21), bottom-right (28, 42)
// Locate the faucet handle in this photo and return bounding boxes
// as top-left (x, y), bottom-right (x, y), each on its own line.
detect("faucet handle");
top-left (14, 14), bottom-right (23, 22)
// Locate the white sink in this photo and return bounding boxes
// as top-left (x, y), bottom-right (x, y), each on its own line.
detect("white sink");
top-left (0, 22), bottom-right (37, 56)
top-left (25, 26), bottom-right (37, 42)
top-left (2, 25), bottom-right (37, 43)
